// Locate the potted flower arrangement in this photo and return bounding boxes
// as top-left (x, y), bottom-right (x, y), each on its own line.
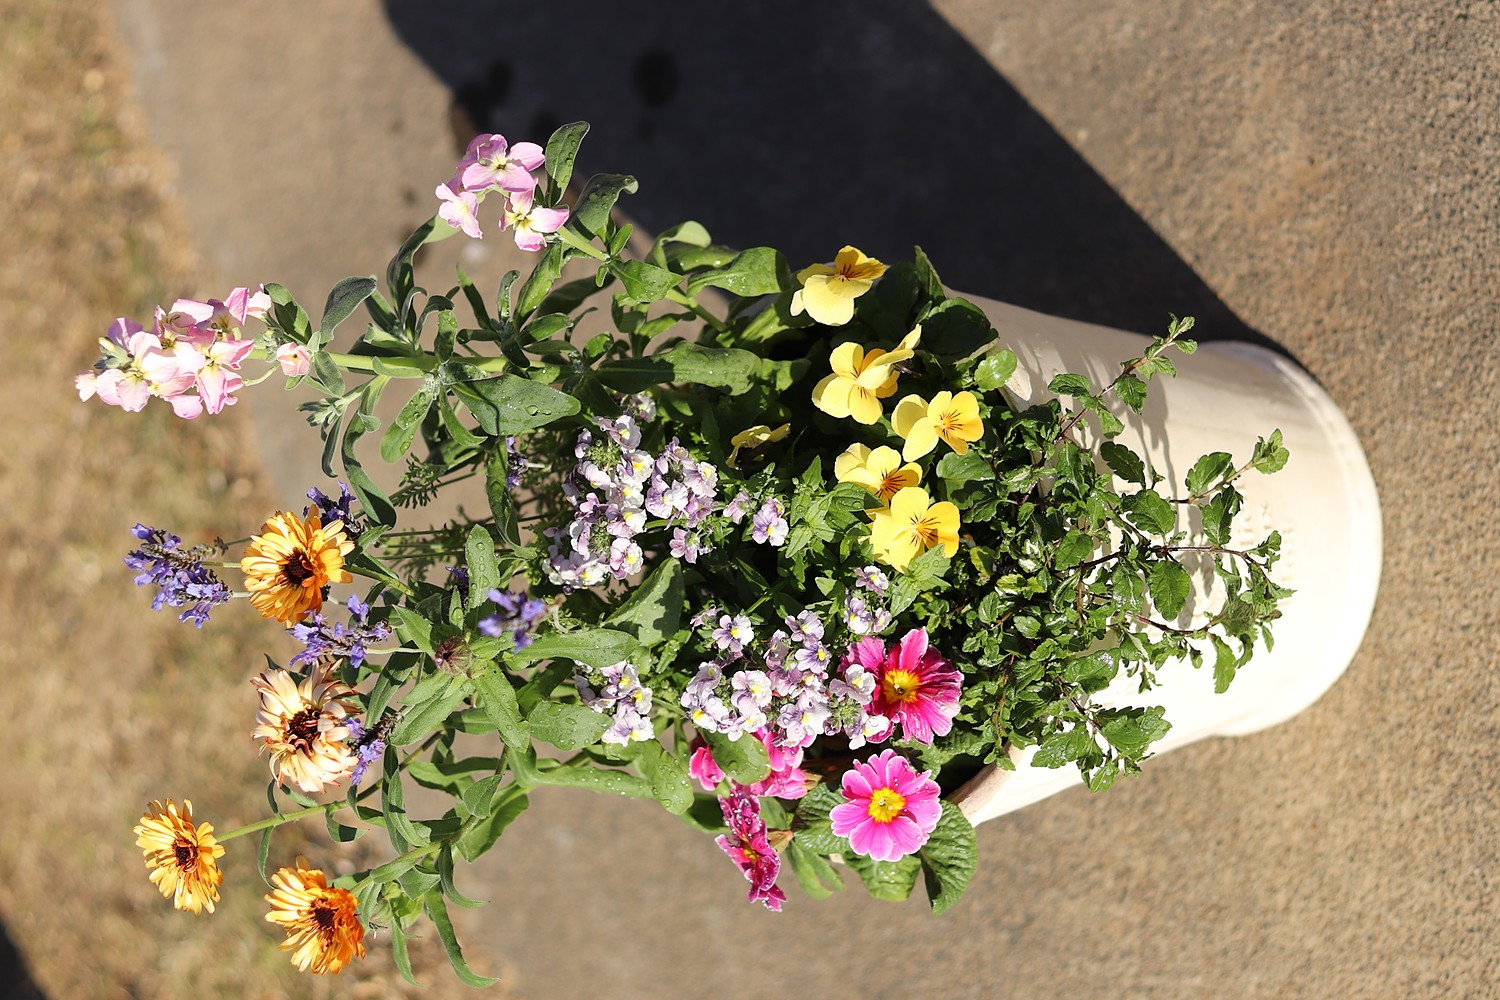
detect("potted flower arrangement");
top-left (83, 121), bottom-right (1340, 985)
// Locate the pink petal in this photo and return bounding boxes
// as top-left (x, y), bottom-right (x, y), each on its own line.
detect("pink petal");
top-left (894, 627), bottom-right (930, 673)
top-left (509, 141), bottom-right (545, 171)
top-left (167, 393), bottom-right (204, 419)
top-left (829, 800), bottom-right (867, 839)
top-left (850, 636), bottom-right (887, 672)
top-left (75, 371), bottom-right (98, 401)
top-left (527, 205), bottom-right (569, 234)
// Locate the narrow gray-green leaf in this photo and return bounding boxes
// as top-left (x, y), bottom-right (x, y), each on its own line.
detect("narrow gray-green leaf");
top-left (320, 276), bottom-right (378, 339)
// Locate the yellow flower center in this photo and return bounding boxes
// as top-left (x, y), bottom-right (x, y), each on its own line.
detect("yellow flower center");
top-left (881, 668), bottom-right (922, 705)
top-left (867, 788), bottom-right (907, 823)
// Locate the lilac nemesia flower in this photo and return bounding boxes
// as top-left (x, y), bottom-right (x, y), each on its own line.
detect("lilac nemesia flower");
top-left (715, 788), bottom-right (786, 912)
top-left (478, 588), bottom-right (548, 650)
top-left (751, 498), bottom-right (789, 547)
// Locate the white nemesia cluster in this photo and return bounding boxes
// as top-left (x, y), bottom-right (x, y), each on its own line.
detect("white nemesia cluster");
top-left (575, 661), bottom-right (655, 744)
top-left (844, 565), bottom-right (894, 635)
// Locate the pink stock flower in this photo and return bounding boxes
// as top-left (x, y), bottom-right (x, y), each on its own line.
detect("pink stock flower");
top-left (829, 749), bottom-right (942, 862)
top-left (458, 133), bottom-right (545, 194)
top-left (868, 627), bottom-right (962, 745)
top-left (193, 338), bottom-right (255, 414)
top-left (275, 343), bottom-right (312, 377)
top-left (436, 182), bottom-right (484, 239)
top-left (501, 190), bottom-right (569, 252)
top-left (715, 788), bottom-right (786, 911)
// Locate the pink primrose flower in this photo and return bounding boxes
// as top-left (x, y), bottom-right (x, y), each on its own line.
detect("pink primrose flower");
top-left (436, 182), bottom-right (484, 239)
top-left (275, 343), bottom-right (312, 377)
top-left (501, 190), bottom-right (569, 252)
top-left (868, 627), bottom-right (961, 745)
top-left (745, 729), bottom-right (811, 800)
top-left (829, 749), bottom-right (942, 862)
top-left (458, 133), bottom-right (545, 194)
top-left (689, 740), bottom-right (726, 792)
top-left (715, 789), bottom-right (786, 911)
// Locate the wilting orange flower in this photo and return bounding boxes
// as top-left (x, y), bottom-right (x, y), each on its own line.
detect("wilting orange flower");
top-left (252, 664), bottom-right (358, 794)
top-left (133, 798), bottom-right (225, 914)
top-left (265, 862), bottom-right (366, 975)
top-left (240, 510), bottom-right (353, 623)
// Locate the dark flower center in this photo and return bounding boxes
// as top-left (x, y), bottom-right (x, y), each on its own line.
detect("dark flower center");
top-left (311, 900), bottom-right (339, 936)
top-left (173, 841), bottom-right (196, 869)
top-left (281, 551), bottom-right (317, 586)
top-left (287, 707), bottom-right (322, 748)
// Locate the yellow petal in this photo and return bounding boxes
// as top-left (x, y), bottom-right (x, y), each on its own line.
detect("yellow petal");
top-left (834, 444), bottom-right (872, 482)
top-left (901, 418), bottom-right (940, 461)
top-left (891, 394), bottom-right (928, 438)
top-left (847, 386), bottom-right (884, 425)
top-left (828, 341), bottom-right (865, 379)
top-left (812, 373), bottom-right (853, 418)
top-left (800, 276), bottom-right (859, 326)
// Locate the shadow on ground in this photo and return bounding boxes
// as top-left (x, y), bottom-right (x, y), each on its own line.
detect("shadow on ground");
top-left (383, 0), bottom-right (1276, 351)
top-left (0, 913), bottom-right (44, 1000)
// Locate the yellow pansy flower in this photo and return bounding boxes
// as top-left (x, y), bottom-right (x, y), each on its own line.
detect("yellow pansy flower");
top-left (811, 326), bottom-right (922, 425)
top-left (727, 423), bottom-right (790, 468)
top-left (892, 390), bottom-right (985, 461)
top-left (790, 246), bottom-right (888, 326)
top-left (869, 486), bottom-right (961, 571)
top-left (835, 444), bottom-right (922, 507)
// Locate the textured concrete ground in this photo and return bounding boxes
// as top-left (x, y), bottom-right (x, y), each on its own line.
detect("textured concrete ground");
top-left (103, 0), bottom-right (1499, 996)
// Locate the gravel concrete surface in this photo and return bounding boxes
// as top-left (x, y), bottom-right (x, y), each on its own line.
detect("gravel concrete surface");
top-left (105, 1), bottom-right (1499, 996)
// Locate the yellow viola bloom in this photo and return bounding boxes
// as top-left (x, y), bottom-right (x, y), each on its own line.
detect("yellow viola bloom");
top-left (727, 423), bottom-right (790, 468)
top-left (835, 443), bottom-right (922, 507)
top-left (790, 246), bottom-right (888, 326)
top-left (869, 486), bottom-right (960, 571)
top-left (811, 326), bottom-right (922, 425)
top-left (892, 390), bottom-right (985, 461)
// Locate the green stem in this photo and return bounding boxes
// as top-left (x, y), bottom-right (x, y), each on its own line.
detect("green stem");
top-left (665, 288), bottom-right (728, 334)
top-left (218, 802), bottom-right (341, 842)
top-left (553, 225), bottom-right (609, 261)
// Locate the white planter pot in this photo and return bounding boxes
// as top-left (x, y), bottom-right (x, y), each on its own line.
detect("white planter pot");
top-left (948, 295), bottom-right (1382, 826)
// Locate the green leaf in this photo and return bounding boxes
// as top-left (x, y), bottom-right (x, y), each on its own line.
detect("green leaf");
top-left (525, 702), bottom-right (610, 751)
top-left (1148, 560), bottom-right (1191, 619)
top-left (614, 260), bottom-right (680, 301)
top-left (1100, 441), bottom-right (1148, 485)
top-left (1211, 635), bottom-right (1238, 693)
top-left (572, 173), bottom-right (639, 236)
top-left (1110, 562), bottom-right (1145, 611)
top-left (1123, 489), bottom-right (1177, 536)
top-left (919, 802), bottom-right (977, 914)
top-left (514, 242), bottom-right (566, 319)
top-left (379, 385), bottom-right (434, 463)
top-left (511, 628), bottom-right (637, 669)
top-left (684, 247), bottom-right (786, 297)
top-left (1186, 451), bottom-right (1235, 497)
top-left (543, 121), bottom-right (589, 194)
top-left (701, 729), bottom-right (770, 785)
top-left (934, 452), bottom-right (994, 483)
top-left (1099, 706), bottom-right (1171, 759)
top-left (445, 365), bottom-right (580, 434)
top-left (1114, 373), bottom-right (1147, 412)
top-left (917, 297), bottom-right (992, 359)
top-left (603, 559), bottom-right (683, 646)
top-left (469, 664), bottom-right (529, 749)
top-left (320, 276), bottom-right (378, 340)
top-left (310, 350), bottom-right (345, 395)
top-left (387, 606), bottom-right (434, 654)
top-left (456, 787), bottom-right (529, 863)
top-left (1047, 372), bottom-right (1093, 397)
top-left (1202, 485), bottom-right (1242, 546)
top-left (1053, 529), bottom-right (1095, 570)
top-left (791, 783), bottom-right (846, 855)
top-left (846, 852), bottom-right (922, 902)
top-left (1251, 429), bottom-right (1289, 474)
top-left (973, 349), bottom-right (1017, 392)
top-left (389, 674), bottom-right (468, 747)
top-left (635, 741), bottom-right (694, 814)
top-left (464, 525), bottom-right (500, 611)
top-left (436, 846), bottom-right (486, 909)
top-left (595, 342), bottom-right (759, 394)
top-left (1032, 728), bottom-right (1097, 768)
top-left (785, 840), bottom-right (844, 899)
top-left (423, 892), bottom-right (498, 988)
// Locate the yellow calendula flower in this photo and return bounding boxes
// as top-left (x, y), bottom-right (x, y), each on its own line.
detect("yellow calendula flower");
top-left (240, 510), bottom-right (353, 624)
top-left (811, 326), bottom-right (922, 425)
top-left (892, 390), bottom-right (985, 461)
top-left (790, 245), bottom-right (888, 326)
top-left (251, 664), bottom-right (359, 794)
top-left (835, 444), bottom-right (922, 507)
top-left (264, 862), bottom-right (366, 975)
top-left (134, 798), bottom-right (226, 914)
top-left (869, 486), bottom-right (960, 571)
top-left (727, 423), bottom-right (790, 469)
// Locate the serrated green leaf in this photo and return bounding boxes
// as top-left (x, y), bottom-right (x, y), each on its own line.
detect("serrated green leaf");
top-left (785, 840), bottom-right (844, 899)
top-left (1032, 728), bottom-right (1096, 768)
top-left (1124, 489), bottom-right (1177, 536)
top-left (935, 451), bottom-right (994, 482)
top-left (1252, 429), bottom-right (1289, 474)
top-left (846, 852), bottom-right (922, 901)
top-left (1148, 560), bottom-right (1191, 619)
top-left (974, 348), bottom-right (1018, 392)
top-left (1053, 529), bottom-right (1095, 570)
top-left (919, 801), bottom-right (977, 914)
top-left (1115, 373), bottom-right (1147, 412)
top-left (1202, 485), bottom-right (1242, 546)
top-left (1100, 441), bottom-right (1148, 485)
top-left (1047, 372), bottom-right (1092, 397)
top-left (1099, 706), bottom-right (1171, 759)
top-left (1211, 635), bottom-right (1238, 693)
top-left (1110, 562), bottom-right (1146, 611)
top-left (1186, 451), bottom-right (1235, 497)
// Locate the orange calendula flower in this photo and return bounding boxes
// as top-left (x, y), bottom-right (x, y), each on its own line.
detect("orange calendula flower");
top-left (790, 245), bottom-right (888, 326)
top-left (811, 326), bottom-right (922, 425)
top-left (869, 486), bottom-right (961, 572)
top-left (834, 444), bottom-right (922, 508)
top-left (240, 510), bottom-right (353, 624)
top-left (892, 390), bottom-right (985, 461)
top-left (134, 798), bottom-right (226, 914)
top-left (264, 862), bottom-right (366, 975)
top-left (252, 664), bottom-right (358, 794)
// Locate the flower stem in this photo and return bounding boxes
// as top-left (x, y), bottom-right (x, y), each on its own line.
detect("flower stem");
top-left (553, 225), bottom-right (609, 261)
top-left (218, 801), bottom-right (341, 842)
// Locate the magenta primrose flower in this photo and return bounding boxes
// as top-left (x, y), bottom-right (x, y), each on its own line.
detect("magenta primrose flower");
top-left (715, 788), bottom-right (786, 911)
top-left (829, 749), bottom-right (942, 862)
top-left (863, 627), bottom-right (962, 745)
